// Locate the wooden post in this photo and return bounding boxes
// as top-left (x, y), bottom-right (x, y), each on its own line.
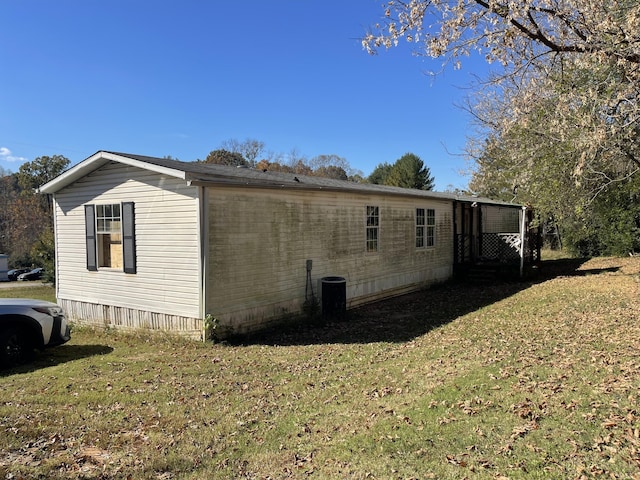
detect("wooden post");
top-left (519, 206), bottom-right (527, 278)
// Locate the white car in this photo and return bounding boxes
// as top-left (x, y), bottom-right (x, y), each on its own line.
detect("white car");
top-left (0, 299), bottom-right (71, 367)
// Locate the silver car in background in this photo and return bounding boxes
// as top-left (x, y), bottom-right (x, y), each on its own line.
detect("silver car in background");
top-left (0, 299), bottom-right (71, 367)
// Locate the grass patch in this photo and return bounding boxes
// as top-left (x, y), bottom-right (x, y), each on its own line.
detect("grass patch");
top-left (0, 284), bottom-right (56, 302)
top-left (2, 257), bottom-right (640, 478)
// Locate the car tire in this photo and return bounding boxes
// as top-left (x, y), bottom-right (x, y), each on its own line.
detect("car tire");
top-left (0, 327), bottom-right (33, 368)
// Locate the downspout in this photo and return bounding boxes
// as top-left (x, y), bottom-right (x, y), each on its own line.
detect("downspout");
top-left (519, 206), bottom-right (527, 278)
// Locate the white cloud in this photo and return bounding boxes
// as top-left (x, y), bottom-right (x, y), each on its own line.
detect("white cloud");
top-left (0, 147), bottom-right (27, 163)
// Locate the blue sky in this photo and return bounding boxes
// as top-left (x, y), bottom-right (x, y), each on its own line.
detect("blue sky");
top-left (0, 1), bottom-right (487, 190)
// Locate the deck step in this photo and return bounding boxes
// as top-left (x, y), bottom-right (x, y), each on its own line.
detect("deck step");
top-left (466, 267), bottom-right (499, 281)
top-left (462, 263), bottom-right (521, 282)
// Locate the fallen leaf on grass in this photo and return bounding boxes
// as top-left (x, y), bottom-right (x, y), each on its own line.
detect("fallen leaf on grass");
top-left (510, 399), bottom-right (544, 421)
top-left (510, 421), bottom-right (539, 440)
top-left (78, 446), bottom-right (110, 465)
top-left (446, 453), bottom-right (469, 467)
top-left (478, 458), bottom-right (495, 469)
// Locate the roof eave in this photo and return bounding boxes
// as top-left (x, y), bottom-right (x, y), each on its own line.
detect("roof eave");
top-left (186, 177), bottom-right (522, 207)
top-left (38, 151), bottom-right (188, 194)
top-left (36, 150), bottom-right (524, 209)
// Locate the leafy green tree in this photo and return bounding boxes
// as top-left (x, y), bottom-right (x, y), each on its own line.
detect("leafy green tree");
top-left (202, 149), bottom-right (248, 167)
top-left (310, 154), bottom-right (363, 181)
top-left (313, 165), bottom-right (348, 180)
top-left (31, 228), bottom-right (56, 284)
top-left (385, 153), bottom-right (435, 190)
top-left (561, 176), bottom-right (640, 257)
top-left (367, 162), bottom-right (393, 185)
top-left (467, 56), bottom-right (640, 253)
top-left (347, 173), bottom-right (366, 183)
top-left (17, 155), bottom-right (70, 192)
top-left (0, 171), bottom-right (19, 254)
top-left (253, 160), bottom-right (310, 175)
top-left (467, 136), bottom-right (518, 201)
top-left (364, 1), bottom-right (639, 80)
top-left (365, 1), bottom-right (640, 253)
top-left (6, 194), bottom-right (50, 265)
top-left (2, 155), bottom-right (69, 267)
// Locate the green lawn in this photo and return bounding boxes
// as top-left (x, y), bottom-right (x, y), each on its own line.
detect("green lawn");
top-left (1, 256), bottom-right (640, 479)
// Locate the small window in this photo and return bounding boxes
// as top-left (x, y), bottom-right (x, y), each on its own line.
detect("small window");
top-left (426, 208), bottom-right (436, 247)
top-left (366, 205), bottom-right (379, 252)
top-left (416, 208), bottom-right (425, 248)
top-left (96, 204), bottom-right (123, 268)
top-left (85, 202), bottom-right (136, 273)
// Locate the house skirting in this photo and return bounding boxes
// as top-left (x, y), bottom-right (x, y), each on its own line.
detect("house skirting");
top-left (59, 298), bottom-right (203, 340)
top-left (59, 267), bottom-right (453, 340)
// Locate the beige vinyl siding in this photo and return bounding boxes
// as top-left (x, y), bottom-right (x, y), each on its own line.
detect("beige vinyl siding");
top-left (53, 162), bottom-right (201, 331)
top-left (206, 186), bottom-right (453, 334)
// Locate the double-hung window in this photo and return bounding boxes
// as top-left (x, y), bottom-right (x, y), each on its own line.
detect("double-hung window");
top-left (366, 205), bottom-right (379, 252)
top-left (416, 208), bottom-right (436, 248)
top-left (416, 208), bottom-right (425, 248)
top-left (426, 208), bottom-right (436, 247)
top-left (97, 204), bottom-right (122, 268)
top-left (85, 202), bottom-right (136, 273)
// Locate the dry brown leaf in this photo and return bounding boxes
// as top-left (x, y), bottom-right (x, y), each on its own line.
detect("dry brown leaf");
top-left (78, 446), bottom-right (110, 465)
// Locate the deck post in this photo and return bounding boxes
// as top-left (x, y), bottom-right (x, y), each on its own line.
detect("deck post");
top-left (519, 206), bottom-right (527, 277)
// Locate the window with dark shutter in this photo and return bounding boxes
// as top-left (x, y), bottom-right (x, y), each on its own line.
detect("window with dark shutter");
top-left (122, 202), bottom-right (136, 274)
top-left (85, 204), bottom-right (97, 271)
top-left (85, 202), bottom-right (136, 274)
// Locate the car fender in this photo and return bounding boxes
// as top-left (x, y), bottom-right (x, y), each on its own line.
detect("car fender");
top-left (0, 314), bottom-right (45, 349)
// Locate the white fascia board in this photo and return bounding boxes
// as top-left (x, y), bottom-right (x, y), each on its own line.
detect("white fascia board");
top-left (38, 151), bottom-right (187, 194)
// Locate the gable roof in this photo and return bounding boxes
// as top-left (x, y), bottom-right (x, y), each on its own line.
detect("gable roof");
top-left (39, 150), bottom-right (521, 208)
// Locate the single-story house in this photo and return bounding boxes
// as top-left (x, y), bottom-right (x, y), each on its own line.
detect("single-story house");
top-left (39, 151), bottom-right (538, 339)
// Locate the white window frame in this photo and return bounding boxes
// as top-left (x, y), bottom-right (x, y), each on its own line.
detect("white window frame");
top-left (416, 208), bottom-right (425, 248)
top-left (366, 205), bottom-right (379, 252)
top-left (426, 208), bottom-right (436, 247)
top-left (96, 203), bottom-right (123, 269)
top-left (85, 202), bottom-right (136, 274)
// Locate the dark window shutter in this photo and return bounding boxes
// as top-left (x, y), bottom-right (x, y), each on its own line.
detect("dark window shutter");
top-left (85, 205), bottom-right (97, 271)
top-left (122, 202), bottom-right (137, 274)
